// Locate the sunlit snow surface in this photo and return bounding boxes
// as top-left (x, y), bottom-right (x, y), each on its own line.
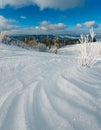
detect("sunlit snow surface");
top-left (0, 43), bottom-right (101, 130)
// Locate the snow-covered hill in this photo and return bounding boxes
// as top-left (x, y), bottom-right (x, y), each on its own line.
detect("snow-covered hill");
top-left (0, 43), bottom-right (101, 130)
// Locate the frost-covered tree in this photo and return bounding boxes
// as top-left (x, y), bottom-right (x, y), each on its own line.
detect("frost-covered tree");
top-left (46, 36), bottom-right (51, 49)
top-left (90, 27), bottom-right (96, 42)
top-left (52, 37), bottom-right (60, 54)
top-left (79, 34), bottom-right (84, 44)
top-left (79, 30), bottom-right (96, 67)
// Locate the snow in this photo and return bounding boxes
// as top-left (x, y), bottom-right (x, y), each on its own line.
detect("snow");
top-left (0, 42), bottom-right (101, 130)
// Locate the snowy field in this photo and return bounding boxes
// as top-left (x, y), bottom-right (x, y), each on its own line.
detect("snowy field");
top-left (0, 42), bottom-right (101, 130)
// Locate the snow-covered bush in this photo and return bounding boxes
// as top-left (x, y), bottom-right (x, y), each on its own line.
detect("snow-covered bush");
top-left (78, 29), bottom-right (96, 67)
top-left (0, 31), bottom-right (8, 43)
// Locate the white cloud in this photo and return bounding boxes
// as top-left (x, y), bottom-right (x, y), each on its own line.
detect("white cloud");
top-left (0, 16), bottom-right (8, 28)
top-left (76, 21), bottom-right (99, 29)
top-left (35, 21), bottom-right (67, 34)
top-left (0, 16), bottom-right (67, 34)
top-left (8, 21), bottom-right (68, 35)
top-left (77, 23), bottom-right (82, 28)
top-left (0, 0), bottom-right (30, 8)
top-left (84, 21), bottom-right (98, 28)
top-left (0, 15), bottom-right (19, 31)
top-left (34, 0), bottom-right (84, 10)
top-left (0, 0), bottom-right (84, 10)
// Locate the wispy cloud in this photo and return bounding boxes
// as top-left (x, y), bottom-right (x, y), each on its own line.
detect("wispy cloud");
top-left (20, 16), bottom-right (27, 19)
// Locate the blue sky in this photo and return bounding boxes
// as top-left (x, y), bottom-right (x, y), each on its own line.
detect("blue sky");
top-left (0, 0), bottom-right (101, 34)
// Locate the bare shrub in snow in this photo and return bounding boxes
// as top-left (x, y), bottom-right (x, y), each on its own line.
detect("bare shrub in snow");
top-left (78, 30), bottom-right (96, 67)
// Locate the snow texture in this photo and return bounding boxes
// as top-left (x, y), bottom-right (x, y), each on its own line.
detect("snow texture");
top-left (0, 42), bottom-right (101, 130)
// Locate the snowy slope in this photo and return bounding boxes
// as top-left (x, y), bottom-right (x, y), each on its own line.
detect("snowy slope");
top-left (0, 43), bottom-right (101, 130)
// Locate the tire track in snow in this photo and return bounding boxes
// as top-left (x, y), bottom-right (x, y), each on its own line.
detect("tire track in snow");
top-left (0, 79), bottom-right (23, 129)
